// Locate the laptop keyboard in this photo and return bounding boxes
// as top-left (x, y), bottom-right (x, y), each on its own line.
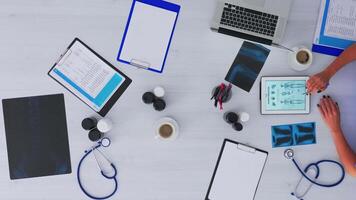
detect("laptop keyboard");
top-left (220, 3), bottom-right (279, 37)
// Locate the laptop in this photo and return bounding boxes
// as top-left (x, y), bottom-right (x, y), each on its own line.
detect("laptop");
top-left (211, 0), bottom-right (293, 46)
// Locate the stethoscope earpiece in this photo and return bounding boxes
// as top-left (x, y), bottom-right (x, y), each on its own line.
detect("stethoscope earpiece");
top-left (291, 192), bottom-right (304, 200)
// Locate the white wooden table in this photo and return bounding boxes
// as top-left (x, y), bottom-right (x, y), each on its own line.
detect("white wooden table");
top-left (0, 0), bottom-right (355, 199)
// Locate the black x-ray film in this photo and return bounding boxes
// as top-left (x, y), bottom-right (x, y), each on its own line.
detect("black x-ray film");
top-left (2, 94), bottom-right (71, 179)
top-left (225, 41), bottom-right (270, 92)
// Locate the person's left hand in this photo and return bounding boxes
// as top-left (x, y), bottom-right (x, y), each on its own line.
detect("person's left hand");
top-left (318, 95), bottom-right (341, 133)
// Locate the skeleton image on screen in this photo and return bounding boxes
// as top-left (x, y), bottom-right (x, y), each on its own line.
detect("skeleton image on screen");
top-left (280, 82), bottom-right (305, 89)
top-left (266, 80), bottom-right (307, 111)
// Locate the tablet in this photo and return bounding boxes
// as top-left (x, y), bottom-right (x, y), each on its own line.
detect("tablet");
top-left (49, 38), bottom-right (132, 116)
top-left (260, 76), bottom-right (310, 114)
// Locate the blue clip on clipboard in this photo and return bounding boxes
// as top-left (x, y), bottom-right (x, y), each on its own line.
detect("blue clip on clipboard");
top-left (117, 0), bottom-right (180, 73)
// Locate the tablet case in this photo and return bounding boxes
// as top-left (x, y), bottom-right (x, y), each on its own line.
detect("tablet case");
top-left (117, 0), bottom-right (180, 73)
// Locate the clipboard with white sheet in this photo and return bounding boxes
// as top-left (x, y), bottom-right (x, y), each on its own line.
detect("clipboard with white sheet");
top-left (117, 0), bottom-right (180, 73)
top-left (205, 139), bottom-right (268, 200)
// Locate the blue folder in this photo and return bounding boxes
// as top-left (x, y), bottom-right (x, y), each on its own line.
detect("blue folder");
top-left (117, 0), bottom-right (180, 73)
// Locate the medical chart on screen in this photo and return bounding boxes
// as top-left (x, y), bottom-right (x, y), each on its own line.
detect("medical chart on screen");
top-left (51, 41), bottom-right (124, 111)
top-left (265, 80), bottom-right (307, 111)
top-left (324, 0), bottom-right (356, 41)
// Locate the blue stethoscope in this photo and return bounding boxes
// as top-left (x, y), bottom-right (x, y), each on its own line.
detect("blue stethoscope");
top-left (284, 149), bottom-right (345, 200)
top-left (77, 137), bottom-right (118, 200)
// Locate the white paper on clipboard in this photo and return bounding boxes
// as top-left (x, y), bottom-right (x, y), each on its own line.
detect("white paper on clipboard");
top-left (118, 1), bottom-right (178, 72)
top-left (207, 140), bottom-right (268, 200)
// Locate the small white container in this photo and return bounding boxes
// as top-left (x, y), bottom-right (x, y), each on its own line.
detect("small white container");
top-left (153, 86), bottom-right (165, 98)
top-left (239, 112), bottom-right (250, 123)
top-left (97, 118), bottom-right (113, 133)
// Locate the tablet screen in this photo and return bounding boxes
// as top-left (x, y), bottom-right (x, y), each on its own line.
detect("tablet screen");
top-left (265, 80), bottom-right (307, 111)
top-left (261, 77), bottom-right (309, 114)
top-left (49, 39), bottom-right (131, 115)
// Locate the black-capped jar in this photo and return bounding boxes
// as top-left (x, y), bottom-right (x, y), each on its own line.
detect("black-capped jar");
top-left (82, 118), bottom-right (97, 130)
top-left (224, 112), bottom-right (238, 124)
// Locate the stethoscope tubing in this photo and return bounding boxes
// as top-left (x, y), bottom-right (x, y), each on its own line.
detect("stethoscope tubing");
top-left (291, 158), bottom-right (345, 188)
top-left (77, 143), bottom-right (118, 200)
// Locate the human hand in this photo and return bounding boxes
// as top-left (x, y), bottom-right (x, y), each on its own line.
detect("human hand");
top-left (317, 95), bottom-right (341, 133)
top-left (307, 72), bottom-right (330, 94)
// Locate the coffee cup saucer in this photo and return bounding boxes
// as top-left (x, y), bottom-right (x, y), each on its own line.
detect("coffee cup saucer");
top-left (154, 117), bottom-right (179, 141)
top-left (289, 47), bottom-right (313, 72)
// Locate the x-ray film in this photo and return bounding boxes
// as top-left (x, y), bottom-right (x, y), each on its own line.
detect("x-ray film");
top-left (225, 41), bottom-right (270, 92)
top-left (272, 122), bottom-right (316, 148)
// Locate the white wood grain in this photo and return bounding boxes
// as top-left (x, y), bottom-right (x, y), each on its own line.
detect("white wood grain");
top-left (0, 0), bottom-right (354, 199)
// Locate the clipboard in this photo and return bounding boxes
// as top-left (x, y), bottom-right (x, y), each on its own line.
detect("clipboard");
top-left (117, 0), bottom-right (180, 73)
top-left (312, 0), bottom-right (355, 56)
top-left (48, 38), bottom-right (132, 117)
top-left (205, 139), bottom-right (268, 200)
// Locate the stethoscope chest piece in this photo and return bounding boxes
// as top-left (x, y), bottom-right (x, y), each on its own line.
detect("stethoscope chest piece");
top-left (100, 137), bottom-right (111, 147)
top-left (284, 149), bottom-right (294, 160)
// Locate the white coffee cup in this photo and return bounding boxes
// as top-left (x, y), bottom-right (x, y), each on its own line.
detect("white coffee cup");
top-left (288, 47), bottom-right (313, 71)
top-left (155, 117), bottom-right (179, 141)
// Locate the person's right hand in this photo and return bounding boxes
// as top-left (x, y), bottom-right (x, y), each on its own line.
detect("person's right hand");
top-left (318, 95), bottom-right (341, 133)
top-left (307, 71), bottom-right (330, 94)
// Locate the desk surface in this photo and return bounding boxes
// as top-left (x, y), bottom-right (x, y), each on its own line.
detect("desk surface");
top-left (0, 0), bottom-right (355, 199)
